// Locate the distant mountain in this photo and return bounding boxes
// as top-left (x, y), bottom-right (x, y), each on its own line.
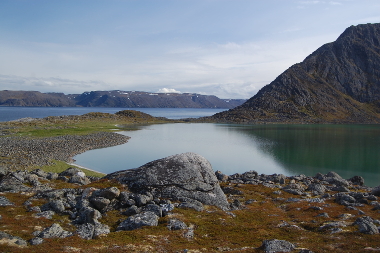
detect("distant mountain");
top-left (0, 90), bottom-right (246, 109)
top-left (210, 23), bottom-right (380, 123)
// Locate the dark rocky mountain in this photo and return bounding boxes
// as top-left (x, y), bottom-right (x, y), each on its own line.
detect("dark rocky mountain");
top-left (0, 90), bottom-right (75, 107)
top-left (210, 23), bottom-right (380, 123)
top-left (0, 90), bottom-right (245, 109)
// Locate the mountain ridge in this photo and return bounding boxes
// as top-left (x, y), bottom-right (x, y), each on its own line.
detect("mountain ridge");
top-left (0, 90), bottom-right (246, 109)
top-left (210, 23), bottom-right (380, 123)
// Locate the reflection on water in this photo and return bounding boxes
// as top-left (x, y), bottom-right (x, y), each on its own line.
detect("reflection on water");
top-left (74, 123), bottom-right (380, 187)
top-left (216, 124), bottom-right (380, 187)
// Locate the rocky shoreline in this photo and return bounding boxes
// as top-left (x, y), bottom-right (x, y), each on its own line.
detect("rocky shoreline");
top-left (0, 132), bottom-right (130, 170)
top-left (0, 152), bottom-right (380, 252)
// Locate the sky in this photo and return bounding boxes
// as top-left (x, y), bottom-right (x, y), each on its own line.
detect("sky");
top-left (0, 1), bottom-right (379, 99)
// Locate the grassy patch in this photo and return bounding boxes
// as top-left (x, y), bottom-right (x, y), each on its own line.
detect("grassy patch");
top-left (37, 160), bottom-right (106, 178)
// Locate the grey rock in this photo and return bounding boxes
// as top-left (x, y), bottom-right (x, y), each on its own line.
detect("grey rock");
top-left (178, 197), bottom-right (204, 212)
top-left (160, 202), bottom-right (175, 216)
top-left (41, 200), bottom-right (66, 213)
top-left (31, 169), bottom-right (48, 178)
top-left (34, 210), bottom-right (55, 219)
top-left (57, 176), bottom-right (68, 182)
top-left (143, 204), bottom-right (162, 217)
top-left (75, 206), bottom-right (102, 225)
top-left (59, 167), bottom-right (85, 177)
top-left (119, 191), bottom-right (135, 206)
top-left (167, 218), bottom-right (188, 230)
top-left (215, 170), bottom-right (229, 182)
top-left (97, 187), bottom-right (120, 200)
top-left (38, 223), bottom-right (73, 239)
top-left (371, 186), bottom-right (380, 197)
top-left (282, 184), bottom-right (305, 195)
top-left (29, 237), bottom-right (44, 245)
top-left (69, 175), bottom-right (90, 185)
top-left (93, 223), bottom-right (110, 238)
top-left (306, 183), bottom-right (326, 195)
top-left (331, 186), bottom-right (350, 192)
top-left (116, 211), bottom-right (159, 231)
top-left (261, 239), bottom-right (295, 253)
top-left (28, 206), bottom-right (42, 212)
top-left (46, 172), bottom-right (58, 180)
top-left (0, 231), bottom-right (27, 246)
top-left (90, 197), bottom-right (110, 211)
top-left (123, 205), bottom-right (141, 216)
top-left (221, 186), bottom-right (243, 195)
top-left (0, 166), bottom-right (9, 177)
top-left (335, 193), bottom-right (356, 206)
top-left (183, 226), bottom-right (194, 240)
top-left (0, 196), bottom-right (14, 206)
top-left (76, 223), bottom-right (110, 240)
top-left (354, 216), bottom-right (379, 234)
top-left (348, 175), bottom-right (365, 186)
top-left (0, 174), bottom-right (30, 192)
top-left (105, 152), bottom-right (229, 210)
top-left (316, 212), bottom-right (329, 218)
top-left (230, 199), bottom-right (243, 210)
top-left (134, 193), bottom-right (152, 207)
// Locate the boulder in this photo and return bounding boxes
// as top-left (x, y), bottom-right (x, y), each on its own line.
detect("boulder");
top-left (116, 211), bottom-right (159, 231)
top-left (105, 152), bottom-right (229, 210)
top-left (167, 218), bottom-right (188, 230)
top-left (261, 239), bottom-right (295, 253)
top-left (348, 175), bottom-right (365, 186)
top-left (76, 223), bottom-right (110, 239)
top-left (354, 217), bottom-right (379, 234)
top-left (38, 223), bottom-right (73, 239)
top-left (0, 196), bottom-right (14, 206)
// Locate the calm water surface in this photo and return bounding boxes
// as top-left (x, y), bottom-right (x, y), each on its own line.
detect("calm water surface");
top-left (74, 123), bottom-right (380, 187)
top-left (0, 107), bottom-right (226, 121)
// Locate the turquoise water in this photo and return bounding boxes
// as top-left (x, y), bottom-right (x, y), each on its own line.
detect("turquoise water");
top-left (74, 123), bottom-right (380, 187)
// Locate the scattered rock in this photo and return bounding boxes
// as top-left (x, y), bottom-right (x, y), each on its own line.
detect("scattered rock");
top-left (0, 196), bottom-right (14, 206)
top-left (261, 239), bottom-right (295, 253)
top-left (38, 223), bottom-right (73, 239)
top-left (167, 218), bottom-right (188, 230)
top-left (116, 211), bottom-right (159, 231)
top-left (0, 231), bottom-right (27, 247)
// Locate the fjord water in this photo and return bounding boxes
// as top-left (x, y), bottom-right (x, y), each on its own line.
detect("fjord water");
top-left (74, 123), bottom-right (380, 187)
top-left (0, 107), bottom-right (226, 121)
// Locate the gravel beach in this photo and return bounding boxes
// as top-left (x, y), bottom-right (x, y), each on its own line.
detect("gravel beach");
top-left (0, 132), bottom-right (130, 170)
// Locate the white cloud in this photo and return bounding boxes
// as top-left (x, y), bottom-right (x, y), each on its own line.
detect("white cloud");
top-left (157, 88), bottom-right (181, 93)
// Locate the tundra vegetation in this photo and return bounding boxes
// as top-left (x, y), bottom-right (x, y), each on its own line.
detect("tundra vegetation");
top-left (0, 110), bottom-right (379, 252)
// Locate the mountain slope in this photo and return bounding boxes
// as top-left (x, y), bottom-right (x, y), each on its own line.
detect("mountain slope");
top-left (211, 23), bottom-right (380, 123)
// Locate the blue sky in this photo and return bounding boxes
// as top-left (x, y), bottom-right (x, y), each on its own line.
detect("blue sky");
top-left (0, 0), bottom-right (379, 99)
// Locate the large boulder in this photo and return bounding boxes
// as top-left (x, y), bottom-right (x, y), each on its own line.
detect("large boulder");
top-left (105, 152), bottom-right (229, 210)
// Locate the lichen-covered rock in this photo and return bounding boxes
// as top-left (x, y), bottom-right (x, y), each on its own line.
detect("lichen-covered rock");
top-left (354, 216), bottom-right (379, 234)
top-left (261, 239), bottom-right (295, 253)
top-left (38, 223), bottom-right (73, 239)
top-left (76, 223), bottom-right (110, 239)
top-left (105, 152), bottom-right (229, 210)
top-left (167, 218), bottom-right (188, 230)
top-left (116, 211), bottom-right (159, 231)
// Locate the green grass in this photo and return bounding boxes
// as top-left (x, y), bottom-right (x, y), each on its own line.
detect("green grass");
top-left (37, 160), bottom-right (106, 178)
